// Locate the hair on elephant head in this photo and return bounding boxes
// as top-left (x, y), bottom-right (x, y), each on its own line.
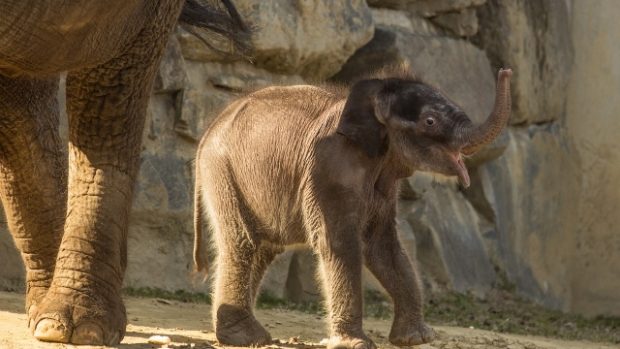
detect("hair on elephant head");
top-left (337, 65), bottom-right (512, 187)
top-left (194, 64), bottom-right (512, 349)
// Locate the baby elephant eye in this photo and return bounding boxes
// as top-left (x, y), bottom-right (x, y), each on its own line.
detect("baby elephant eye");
top-left (425, 117), bottom-right (436, 126)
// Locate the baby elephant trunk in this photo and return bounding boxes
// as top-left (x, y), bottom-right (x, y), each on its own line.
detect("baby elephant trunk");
top-left (459, 68), bottom-right (512, 155)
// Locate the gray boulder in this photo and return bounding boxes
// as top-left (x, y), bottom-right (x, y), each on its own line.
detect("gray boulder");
top-left (367, 0), bottom-right (486, 15)
top-left (432, 8), bottom-right (479, 37)
top-left (260, 250), bottom-right (295, 299)
top-left (475, 124), bottom-right (581, 309)
top-left (154, 36), bottom-right (188, 93)
top-left (408, 0), bottom-right (487, 17)
top-left (473, 0), bottom-right (573, 124)
top-left (400, 173), bottom-right (497, 296)
top-left (260, 248), bottom-right (321, 303)
top-left (221, 0), bottom-right (374, 80)
top-left (0, 209), bottom-right (23, 292)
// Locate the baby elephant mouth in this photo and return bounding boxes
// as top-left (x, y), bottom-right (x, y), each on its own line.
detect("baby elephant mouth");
top-left (448, 152), bottom-right (470, 188)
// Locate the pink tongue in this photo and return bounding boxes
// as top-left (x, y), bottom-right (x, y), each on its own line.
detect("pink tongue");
top-left (455, 157), bottom-right (470, 188)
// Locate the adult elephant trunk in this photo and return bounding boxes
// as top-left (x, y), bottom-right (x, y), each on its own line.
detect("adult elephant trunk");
top-left (459, 68), bottom-right (512, 155)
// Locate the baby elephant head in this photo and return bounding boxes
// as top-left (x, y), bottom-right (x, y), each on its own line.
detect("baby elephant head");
top-left (337, 68), bottom-right (512, 187)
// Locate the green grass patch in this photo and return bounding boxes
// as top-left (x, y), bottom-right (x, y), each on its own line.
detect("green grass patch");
top-left (123, 287), bottom-right (211, 304)
top-left (425, 290), bottom-right (620, 344)
top-left (363, 289), bottom-right (393, 319)
top-left (255, 290), bottom-right (392, 318)
top-left (256, 291), bottom-right (325, 314)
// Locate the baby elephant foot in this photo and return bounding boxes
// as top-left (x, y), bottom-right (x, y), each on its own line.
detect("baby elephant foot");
top-left (328, 335), bottom-right (377, 349)
top-left (215, 304), bottom-right (272, 346)
top-left (30, 286), bottom-right (126, 346)
top-left (389, 321), bottom-right (436, 346)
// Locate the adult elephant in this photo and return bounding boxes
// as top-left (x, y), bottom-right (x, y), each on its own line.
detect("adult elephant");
top-left (0, 0), bottom-right (249, 345)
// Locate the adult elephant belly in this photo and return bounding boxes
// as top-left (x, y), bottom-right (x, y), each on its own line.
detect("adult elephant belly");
top-left (0, 0), bottom-right (147, 76)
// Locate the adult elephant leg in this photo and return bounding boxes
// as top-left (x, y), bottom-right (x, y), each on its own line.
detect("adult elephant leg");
top-left (30, 1), bottom-right (185, 345)
top-left (362, 214), bottom-right (436, 346)
top-left (0, 75), bottom-right (66, 320)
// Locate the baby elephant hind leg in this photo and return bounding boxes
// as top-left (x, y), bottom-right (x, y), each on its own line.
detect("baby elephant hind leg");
top-left (208, 184), bottom-right (272, 346)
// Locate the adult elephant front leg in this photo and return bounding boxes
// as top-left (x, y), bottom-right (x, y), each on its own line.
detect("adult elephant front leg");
top-left (31, 1), bottom-right (185, 345)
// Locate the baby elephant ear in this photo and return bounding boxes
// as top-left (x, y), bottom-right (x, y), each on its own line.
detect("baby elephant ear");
top-left (336, 79), bottom-right (389, 158)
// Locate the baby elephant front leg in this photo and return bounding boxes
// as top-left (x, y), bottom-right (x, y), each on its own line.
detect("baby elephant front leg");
top-left (364, 224), bottom-right (436, 346)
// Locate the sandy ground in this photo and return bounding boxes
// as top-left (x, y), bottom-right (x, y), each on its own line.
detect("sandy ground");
top-left (0, 291), bottom-right (617, 349)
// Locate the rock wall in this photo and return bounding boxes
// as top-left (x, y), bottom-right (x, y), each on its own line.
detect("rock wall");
top-left (565, 0), bottom-right (620, 317)
top-left (0, 0), bottom-right (618, 316)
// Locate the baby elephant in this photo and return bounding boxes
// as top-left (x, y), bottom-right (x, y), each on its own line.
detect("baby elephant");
top-left (194, 66), bottom-right (512, 348)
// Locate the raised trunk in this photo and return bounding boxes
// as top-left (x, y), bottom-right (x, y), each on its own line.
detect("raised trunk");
top-left (460, 68), bottom-right (512, 155)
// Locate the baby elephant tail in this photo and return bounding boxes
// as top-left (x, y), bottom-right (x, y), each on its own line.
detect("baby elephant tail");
top-left (193, 165), bottom-right (208, 276)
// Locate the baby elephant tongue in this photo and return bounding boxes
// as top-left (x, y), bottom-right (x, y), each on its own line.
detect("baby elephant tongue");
top-left (451, 153), bottom-right (470, 188)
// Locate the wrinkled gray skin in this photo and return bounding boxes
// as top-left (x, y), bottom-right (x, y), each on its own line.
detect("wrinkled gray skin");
top-left (194, 67), bottom-right (512, 348)
top-left (0, 0), bottom-right (247, 345)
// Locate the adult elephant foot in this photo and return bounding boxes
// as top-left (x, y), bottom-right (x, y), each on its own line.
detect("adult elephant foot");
top-left (24, 163), bottom-right (132, 346)
top-left (30, 285), bottom-right (126, 345)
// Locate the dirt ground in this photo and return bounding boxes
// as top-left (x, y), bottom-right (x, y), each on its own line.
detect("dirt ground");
top-left (0, 291), bottom-right (617, 349)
